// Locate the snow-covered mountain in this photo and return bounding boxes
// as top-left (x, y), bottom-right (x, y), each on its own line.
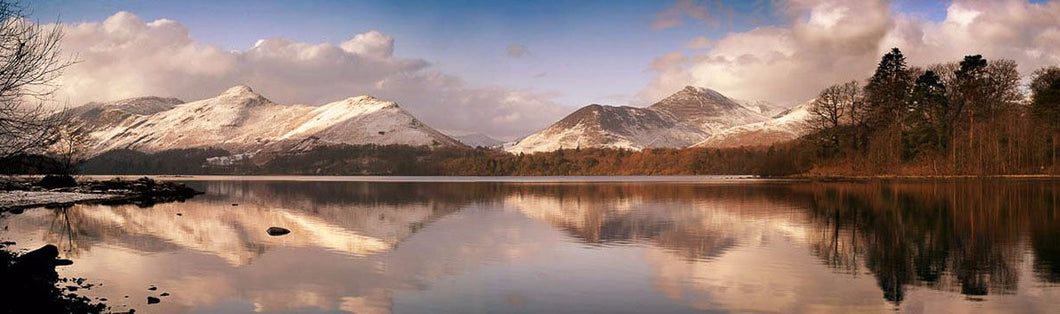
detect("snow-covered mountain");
top-left (738, 99), bottom-right (790, 117)
top-left (453, 133), bottom-right (505, 148)
top-left (68, 85), bottom-right (464, 157)
top-left (691, 100), bottom-right (813, 148)
top-left (506, 86), bottom-right (769, 154)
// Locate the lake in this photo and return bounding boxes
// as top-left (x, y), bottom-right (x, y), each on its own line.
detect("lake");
top-left (2, 177), bottom-right (1059, 313)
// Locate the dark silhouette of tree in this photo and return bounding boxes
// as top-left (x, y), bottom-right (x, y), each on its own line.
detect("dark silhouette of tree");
top-left (0, 1), bottom-right (75, 162)
top-left (863, 48), bottom-right (913, 171)
top-left (1030, 66), bottom-right (1060, 171)
top-left (905, 71), bottom-right (948, 162)
top-left (810, 81), bottom-right (861, 153)
top-left (865, 48), bottom-right (913, 128)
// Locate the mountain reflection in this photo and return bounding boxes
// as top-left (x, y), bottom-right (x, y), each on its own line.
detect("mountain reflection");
top-left (2, 179), bottom-right (1057, 312)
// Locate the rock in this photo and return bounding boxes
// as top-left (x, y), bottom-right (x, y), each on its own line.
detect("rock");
top-left (160, 292), bottom-right (170, 297)
top-left (176, 213), bottom-right (182, 216)
top-left (148, 286), bottom-right (157, 291)
top-left (17, 244), bottom-right (59, 267)
top-left (147, 296), bottom-right (160, 304)
top-left (38, 175), bottom-right (77, 189)
top-left (266, 227), bottom-right (290, 236)
top-left (55, 259), bottom-right (74, 266)
top-left (231, 203), bottom-right (239, 206)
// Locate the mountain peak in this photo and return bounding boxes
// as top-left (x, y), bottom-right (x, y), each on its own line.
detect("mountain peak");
top-left (675, 85), bottom-right (726, 99)
top-left (649, 85), bottom-right (742, 116)
top-left (343, 95), bottom-right (380, 103)
top-left (215, 84), bottom-right (271, 107)
top-left (222, 85), bottom-right (255, 96)
top-left (336, 95), bottom-right (401, 110)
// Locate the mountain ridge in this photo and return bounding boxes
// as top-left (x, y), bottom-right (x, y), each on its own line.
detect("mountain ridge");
top-left (66, 85), bottom-right (465, 159)
top-left (506, 86), bottom-right (774, 154)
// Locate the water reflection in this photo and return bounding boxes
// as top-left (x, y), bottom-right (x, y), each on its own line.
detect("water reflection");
top-left (798, 180), bottom-right (1060, 303)
top-left (0, 179), bottom-right (1058, 313)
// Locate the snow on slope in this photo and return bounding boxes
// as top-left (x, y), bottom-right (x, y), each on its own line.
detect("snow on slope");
top-left (453, 133), bottom-right (504, 148)
top-left (507, 86), bottom-right (768, 154)
top-left (73, 85), bottom-right (463, 157)
top-left (692, 100), bottom-right (813, 148)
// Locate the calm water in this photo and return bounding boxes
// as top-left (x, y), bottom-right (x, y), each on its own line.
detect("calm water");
top-left (2, 177), bottom-right (1060, 313)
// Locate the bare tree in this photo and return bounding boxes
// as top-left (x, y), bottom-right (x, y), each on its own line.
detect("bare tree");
top-left (49, 125), bottom-right (88, 174)
top-left (0, 0), bottom-right (74, 163)
top-left (811, 81), bottom-right (861, 151)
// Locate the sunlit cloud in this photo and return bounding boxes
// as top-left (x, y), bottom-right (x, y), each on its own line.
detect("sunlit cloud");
top-left (49, 12), bottom-right (567, 139)
top-left (642, 0), bottom-right (1060, 105)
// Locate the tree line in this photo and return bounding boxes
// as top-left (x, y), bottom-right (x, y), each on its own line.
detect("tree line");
top-left (805, 48), bottom-right (1059, 175)
top-left (37, 144), bottom-right (808, 176)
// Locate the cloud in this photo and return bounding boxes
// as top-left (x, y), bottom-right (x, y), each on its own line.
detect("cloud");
top-left (50, 12), bottom-right (566, 139)
top-left (506, 44), bottom-right (531, 58)
top-left (652, 0), bottom-right (726, 30)
top-left (642, 0), bottom-right (1060, 105)
top-left (684, 36), bottom-right (712, 49)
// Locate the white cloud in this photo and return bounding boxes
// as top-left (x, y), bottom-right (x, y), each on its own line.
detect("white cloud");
top-left (642, 0), bottom-right (1060, 105)
top-left (50, 12), bottom-right (566, 140)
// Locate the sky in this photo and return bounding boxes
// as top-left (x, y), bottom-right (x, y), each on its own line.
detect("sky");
top-left (25, 0), bottom-right (1060, 140)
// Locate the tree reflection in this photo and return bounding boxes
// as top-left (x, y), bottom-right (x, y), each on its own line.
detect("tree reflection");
top-left (801, 180), bottom-right (1058, 303)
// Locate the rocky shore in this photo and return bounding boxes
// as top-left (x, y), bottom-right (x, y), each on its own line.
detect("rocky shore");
top-left (0, 175), bottom-right (202, 213)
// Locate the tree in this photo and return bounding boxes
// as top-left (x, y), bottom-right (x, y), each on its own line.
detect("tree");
top-left (0, 1), bottom-right (74, 162)
top-left (49, 125), bottom-right (89, 174)
top-left (905, 70), bottom-right (948, 160)
top-left (864, 48), bottom-right (913, 129)
top-left (952, 55), bottom-right (988, 128)
top-left (863, 48), bottom-right (913, 170)
top-left (810, 81), bottom-right (861, 153)
top-left (1030, 66), bottom-right (1060, 169)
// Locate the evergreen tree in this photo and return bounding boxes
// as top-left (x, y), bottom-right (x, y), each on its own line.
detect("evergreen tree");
top-left (906, 70), bottom-right (949, 159)
top-left (864, 48), bottom-right (913, 129)
top-left (1030, 66), bottom-right (1060, 169)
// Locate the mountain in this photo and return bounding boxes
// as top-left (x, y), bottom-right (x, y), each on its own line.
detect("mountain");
top-left (69, 85), bottom-right (464, 158)
top-left (738, 99), bottom-right (790, 117)
top-left (691, 100), bottom-right (813, 148)
top-left (506, 86), bottom-right (768, 154)
top-left (453, 133), bottom-right (504, 148)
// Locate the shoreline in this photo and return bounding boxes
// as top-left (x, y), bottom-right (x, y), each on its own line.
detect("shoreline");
top-left (0, 190), bottom-right (126, 212)
top-left (0, 177), bottom-right (202, 213)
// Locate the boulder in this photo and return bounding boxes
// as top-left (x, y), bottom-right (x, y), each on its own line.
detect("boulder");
top-left (38, 175), bottom-right (77, 189)
top-left (266, 227), bottom-right (290, 236)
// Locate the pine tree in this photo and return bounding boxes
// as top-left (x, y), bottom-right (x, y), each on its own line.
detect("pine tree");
top-left (1030, 66), bottom-right (1060, 170)
top-left (906, 70), bottom-right (949, 160)
top-left (863, 48), bottom-right (913, 168)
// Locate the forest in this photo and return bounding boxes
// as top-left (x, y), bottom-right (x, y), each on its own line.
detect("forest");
top-left (801, 48), bottom-right (1059, 176)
